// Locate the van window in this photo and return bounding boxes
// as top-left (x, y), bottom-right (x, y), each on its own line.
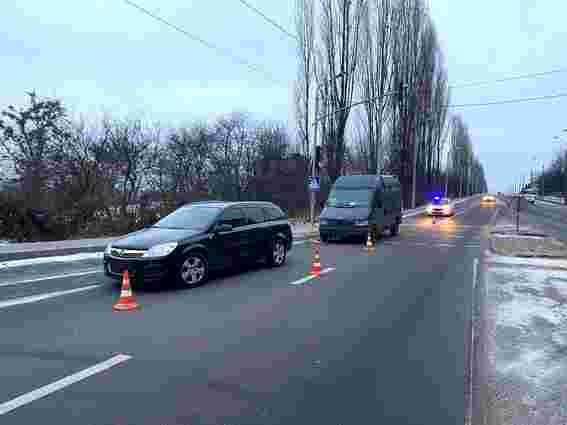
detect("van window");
top-left (327, 188), bottom-right (372, 207)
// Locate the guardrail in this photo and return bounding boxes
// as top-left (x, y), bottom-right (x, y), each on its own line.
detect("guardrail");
top-left (537, 196), bottom-right (566, 205)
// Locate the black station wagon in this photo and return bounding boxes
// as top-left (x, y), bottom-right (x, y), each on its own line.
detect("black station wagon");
top-left (103, 201), bottom-right (293, 287)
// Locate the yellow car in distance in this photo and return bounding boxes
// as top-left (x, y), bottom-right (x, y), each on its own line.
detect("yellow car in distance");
top-left (481, 194), bottom-right (497, 206)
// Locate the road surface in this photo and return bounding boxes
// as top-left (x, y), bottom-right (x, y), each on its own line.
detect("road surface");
top-left (0, 196), bottom-right (498, 425)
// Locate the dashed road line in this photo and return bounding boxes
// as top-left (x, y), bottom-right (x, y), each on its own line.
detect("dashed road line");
top-left (290, 267), bottom-right (335, 285)
top-left (0, 285), bottom-right (101, 310)
top-left (0, 354), bottom-right (132, 415)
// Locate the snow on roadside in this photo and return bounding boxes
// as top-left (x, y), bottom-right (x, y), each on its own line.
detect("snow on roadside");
top-left (486, 259), bottom-right (567, 423)
top-left (0, 252), bottom-right (103, 270)
top-left (486, 250), bottom-right (567, 269)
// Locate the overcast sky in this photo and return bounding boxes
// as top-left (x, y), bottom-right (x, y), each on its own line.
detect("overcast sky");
top-left (2, 1), bottom-right (567, 192)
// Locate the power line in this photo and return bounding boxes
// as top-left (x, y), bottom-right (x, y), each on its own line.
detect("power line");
top-left (449, 92), bottom-right (567, 108)
top-left (236, 0), bottom-right (298, 41)
top-left (122, 0), bottom-right (286, 86)
top-left (312, 91), bottom-right (567, 124)
top-left (449, 67), bottom-right (567, 90)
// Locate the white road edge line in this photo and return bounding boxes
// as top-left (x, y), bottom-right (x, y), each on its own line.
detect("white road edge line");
top-left (466, 258), bottom-right (479, 425)
top-left (0, 354), bottom-right (132, 415)
top-left (0, 285), bottom-right (101, 309)
top-left (0, 270), bottom-right (101, 288)
top-left (0, 252), bottom-right (104, 270)
top-left (289, 267), bottom-right (335, 285)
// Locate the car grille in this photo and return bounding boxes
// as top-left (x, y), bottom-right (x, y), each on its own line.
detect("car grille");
top-left (108, 258), bottom-right (135, 275)
top-left (110, 248), bottom-right (146, 258)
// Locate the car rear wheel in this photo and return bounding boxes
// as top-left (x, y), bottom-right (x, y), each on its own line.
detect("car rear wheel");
top-left (390, 222), bottom-right (400, 236)
top-left (267, 238), bottom-right (287, 267)
top-left (179, 252), bottom-right (208, 287)
top-left (320, 233), bottom-right (329, 243)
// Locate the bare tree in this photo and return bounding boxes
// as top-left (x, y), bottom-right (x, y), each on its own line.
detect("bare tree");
top-left (51, 119), bottom-right (115, 227)
top-left (358, 0), bottom-right (393, 174)
top-left (209, 112), bottom-right (258, 201)
top-left (295, 0), bottom-right (316, 158)
top-left (0, 91), bottom-right (71, 208)
top-left (166, 123), bottom-right (212, 198)
top-left (255, 121), bottom-right (290, 160)
top-left (99, 117), bottom-right (155, 216)
top-left (317, 0), bottom-right (365, 183)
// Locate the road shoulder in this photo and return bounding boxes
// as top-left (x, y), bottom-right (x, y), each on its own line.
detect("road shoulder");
top-left (478, 211), bottom-right (567, 425)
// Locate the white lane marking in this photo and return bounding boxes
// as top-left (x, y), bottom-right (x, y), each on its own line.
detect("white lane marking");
top-left (466, 258), bottom-right (479, 425)
top-left (290, 267), bottom-right (335, 285)
top-left (0, 285), bottom-right (100, 310)
top-left (0, 270), bottom-right (101, 288)
top-left (402, 209), bottom-right (427, 218)
top-left (0, 252), bottom-right (103, 270)
top-left (0, 354), bottom-right (131, 415)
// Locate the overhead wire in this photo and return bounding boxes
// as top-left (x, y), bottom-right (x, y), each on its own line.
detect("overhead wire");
top-left (236, 0), bottom-right (298, 41)
top-left (122, 0), bottom-right (286, 86)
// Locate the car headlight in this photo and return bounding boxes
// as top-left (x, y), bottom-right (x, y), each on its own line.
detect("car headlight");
top-left (105, 243), bottom-right (112, 255)
top-left (426, 205), bottom-right (433, 214)
top-left (142, 242), bottom-right (178, 258)
top-left (355, 220), bottom-right (369, 226)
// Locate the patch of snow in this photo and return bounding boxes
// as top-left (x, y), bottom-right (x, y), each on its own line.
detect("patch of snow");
top-left (492, 233), bottom-right (547, 240)
top-left (0, 252), bottom-right (103, 270)
top-left (485, 250), bottom-right (567, 269)
top-left (497, 296), bottom-right (561, 328)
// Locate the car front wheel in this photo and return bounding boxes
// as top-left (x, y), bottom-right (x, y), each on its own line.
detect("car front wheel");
top-left (179, 252), bottom-right (208, 287)
top-left (267, 238), bottom-right (287, 267)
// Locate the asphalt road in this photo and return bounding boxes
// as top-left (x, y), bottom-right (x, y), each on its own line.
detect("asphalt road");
top-left (0, 196), bottom-right (499, 425)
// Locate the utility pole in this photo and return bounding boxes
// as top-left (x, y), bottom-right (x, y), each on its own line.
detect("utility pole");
top-left (310, 91), bottom-right (319, 228)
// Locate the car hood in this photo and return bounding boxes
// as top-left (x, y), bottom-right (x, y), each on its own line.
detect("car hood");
top-left (320, 206), bottom-right (370, 221)
top-left (111, 227), bottom-right (202, 250)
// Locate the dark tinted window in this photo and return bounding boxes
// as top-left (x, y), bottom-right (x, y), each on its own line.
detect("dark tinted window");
top-left (244, 207), bottom-right (266, 224)
top-left (327, 189), bottom-right (372, 207)
top-left (262, 205), bottom-right (286, 220)
top-left (154, 206), bottom-right (221, 229)
top-left (218, 207), bottom-right (248, 227)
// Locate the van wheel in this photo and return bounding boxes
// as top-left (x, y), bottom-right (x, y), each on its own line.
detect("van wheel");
top-left (390, 222), bottom-right (400, 236)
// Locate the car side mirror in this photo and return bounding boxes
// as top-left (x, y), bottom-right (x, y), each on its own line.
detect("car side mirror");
top-left (214, 223), bottom-right (233, 233)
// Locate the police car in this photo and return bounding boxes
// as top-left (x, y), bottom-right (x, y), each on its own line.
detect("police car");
top-left (426, 196), bottom-right (454, 217)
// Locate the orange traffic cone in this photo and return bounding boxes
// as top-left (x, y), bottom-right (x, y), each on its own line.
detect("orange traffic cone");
top-left (113, 271), bottom-right (140, 311)
top-left (363, 231), bottom-right (376, 253)
top-left (311, 239), bottom-right (322, 277)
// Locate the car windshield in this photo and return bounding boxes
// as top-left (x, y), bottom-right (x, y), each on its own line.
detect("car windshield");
top-left (153, 206), bottom-right (221, 229)
top-left (327, 189), bottom-right (371, 207)
top-left (432, 198), bottom-right (450, 205)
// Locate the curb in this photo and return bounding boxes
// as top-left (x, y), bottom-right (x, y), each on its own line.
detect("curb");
top-left (0, 231), bottom-right (321, 263)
